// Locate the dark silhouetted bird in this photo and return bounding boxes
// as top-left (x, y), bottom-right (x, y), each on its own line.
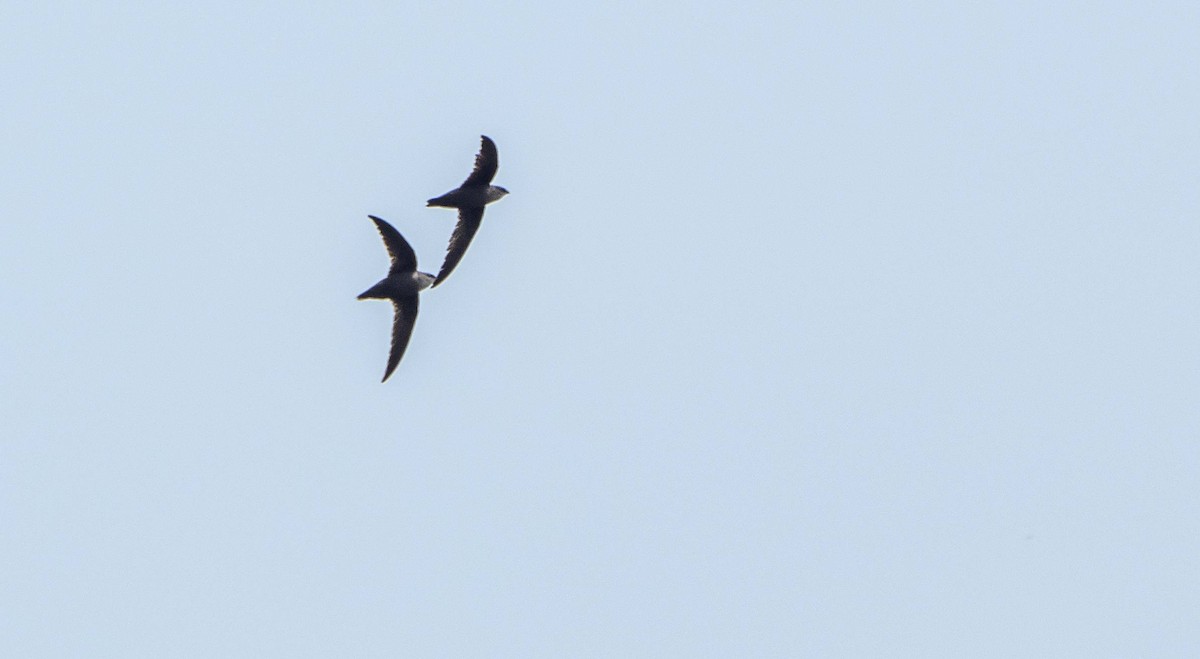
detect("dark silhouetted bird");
top-left (426, 135), bottom-right (509, 287)
top-left (357, 215), bottom-right (434, 382)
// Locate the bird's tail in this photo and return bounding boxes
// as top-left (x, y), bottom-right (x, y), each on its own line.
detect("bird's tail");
top-left (357, 281), bottom-right (389, 300)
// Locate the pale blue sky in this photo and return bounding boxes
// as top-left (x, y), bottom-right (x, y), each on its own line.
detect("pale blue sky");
top-left (3, 1), bottom-right (1199, 656)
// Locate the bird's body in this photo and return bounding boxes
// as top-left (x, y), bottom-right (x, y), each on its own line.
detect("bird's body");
top-left (426, 184), bottom-right (508, 209)
top-left (358, 270), bottom-right (433, 300)
top-left (358, 215), bottom-right (434, 382)
top-left (427, 135), bottom-right (508, 287)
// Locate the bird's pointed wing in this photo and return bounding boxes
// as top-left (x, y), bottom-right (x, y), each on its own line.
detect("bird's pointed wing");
top-left (369, 215), bottom-right (418, 275)
top-left (432, 207), bottom-right (484, 288)
top-left (382, 296), bottom-right (419, 382)
top-left (461, 135), bottom-right (498, 187)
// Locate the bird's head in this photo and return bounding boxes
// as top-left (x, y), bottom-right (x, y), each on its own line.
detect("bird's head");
top-left (488, 185), bottom-right (510, 202)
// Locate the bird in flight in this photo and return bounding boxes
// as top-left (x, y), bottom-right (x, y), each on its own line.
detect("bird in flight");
top-left (426, 135), bottom-right (509, 287)
top-left (357, 215), bottom-right (435, 382)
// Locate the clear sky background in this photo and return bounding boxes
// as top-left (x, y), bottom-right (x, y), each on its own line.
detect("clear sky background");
top-left (3, 1), bottom-right (1199, 656)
